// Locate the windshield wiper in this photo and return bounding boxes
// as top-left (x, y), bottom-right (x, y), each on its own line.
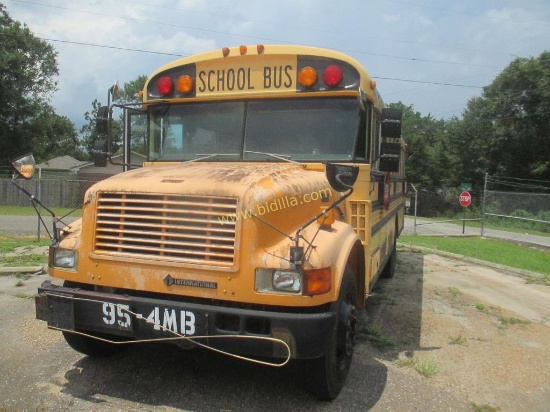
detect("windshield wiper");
top-left (244, 151), bottom-right (304, 167)
top-left (182, 153), bottom-right (240, 164)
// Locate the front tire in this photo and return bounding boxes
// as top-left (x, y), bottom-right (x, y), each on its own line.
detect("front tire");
top-left (61, 280), bottom-right (126, 357)
top-left (62, 331), bottom-right (125, 357)
top-left (305, 267), bottom-right (357, 400)
top-left (381, 230), bottom-right (397, 279)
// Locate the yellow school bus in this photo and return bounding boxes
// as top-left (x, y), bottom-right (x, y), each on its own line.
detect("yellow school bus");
top-left (31, 44), bottom-right (405, 400)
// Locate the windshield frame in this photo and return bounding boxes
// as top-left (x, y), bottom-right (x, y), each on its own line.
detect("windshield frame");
top-left (147, 97), bottom-right (365, 163)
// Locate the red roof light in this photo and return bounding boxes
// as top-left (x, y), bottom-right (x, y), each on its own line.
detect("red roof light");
top-left (323, 65), bottom-right (343, 88)
top-left (157, 76), bottom-right (173, 95)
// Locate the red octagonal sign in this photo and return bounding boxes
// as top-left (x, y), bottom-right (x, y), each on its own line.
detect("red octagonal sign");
top-left (459, 191), bottom-right (472, 207)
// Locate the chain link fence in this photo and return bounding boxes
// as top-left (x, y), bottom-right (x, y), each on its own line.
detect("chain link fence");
top-left (403, 175), bottom-right (550, 238)
top-left (2, 174), bottom-right (549, 239)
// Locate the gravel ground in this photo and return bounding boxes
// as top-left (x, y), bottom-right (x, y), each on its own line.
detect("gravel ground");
top-left (0, 246), bottom-right (549, 411)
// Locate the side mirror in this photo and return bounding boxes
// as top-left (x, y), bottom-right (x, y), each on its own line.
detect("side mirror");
top-left (379, 143), bottom-right (401, 173)
top-left (93, 139), bottom-right (108, 167)
top-left (96, 106), bottom-right (109, 134)
top-left (381, 108), bottom-right (402, 138)
top-left (11, 153), bottom-right (36, 180)
top-left (326, 163), bottom-right (359, 192)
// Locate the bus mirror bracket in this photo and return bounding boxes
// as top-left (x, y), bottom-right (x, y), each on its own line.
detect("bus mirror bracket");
top-left (293, 163), bottom-right (359, 259)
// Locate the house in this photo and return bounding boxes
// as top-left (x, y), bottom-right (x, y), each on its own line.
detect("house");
top-left (36, 155), bottom-right (89, 179)
top-left (77, 152), bottom-right (146, 181)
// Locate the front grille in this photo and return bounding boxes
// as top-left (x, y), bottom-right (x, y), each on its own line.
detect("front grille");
top-left (94, 193), bottom-right (238, 267)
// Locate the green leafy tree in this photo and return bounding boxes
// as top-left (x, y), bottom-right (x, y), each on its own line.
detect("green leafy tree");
top-left (389, 102), bottom-right (454, 188)
top-left (30, 106), bottom-right (85, 161)
top-left (455, 51), bottom-right (550, 183)
top-left (0, 4), bottom-right (59, 166)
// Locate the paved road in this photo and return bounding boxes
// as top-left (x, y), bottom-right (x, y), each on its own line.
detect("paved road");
top-left (0, 214), bottom-right (79, 237)
top-left (404, 217), bottom-right (550, 249)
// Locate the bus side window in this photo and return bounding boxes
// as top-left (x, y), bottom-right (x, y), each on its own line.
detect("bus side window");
top-left (372, 110), bottom-right (381, 168)
top-left (355, 102), bottom-right (370, 161)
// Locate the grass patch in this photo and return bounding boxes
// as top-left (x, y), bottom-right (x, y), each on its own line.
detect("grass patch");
top-left (472, 403), bottom-right (499, 412)
top-left (0, 205), bottom-right (82, 217)
top-left (16, 292), bottom-right (33, 299)
top-left (526, 273), bottom-right (550, 286)
top-left (358, 325), bottom-right (396, 350)
top-left (448, 286), bottom-right (462, 299)
top-left (378, 293), bottom-right (397, 305)
top-left (395, 356), bottom-right (438, 378)
top-left (0, 235), bottom-right (50, 253)
top-left (498, 316), bottom-right (530, 325)
top-left (448, 335), bottom-right (468, 346)
top-left (400, 235), bottom-right (550, 275)
top-left (474, 302), bottom-right (490, 314)
top-left (2, 254), bottom-right (47, 267)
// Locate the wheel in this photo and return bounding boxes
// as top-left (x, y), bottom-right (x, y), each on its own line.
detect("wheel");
top-left (380, 233), bottom-right (397, 279)
top-left (62, 331), bottom-right (125, 357)
top-left (305, 267), bottom-right (357, 400)
top-left (61, 280), bottom-right (126, 357)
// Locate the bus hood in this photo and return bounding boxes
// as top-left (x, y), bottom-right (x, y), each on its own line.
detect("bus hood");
top-left (86, 162), bottom-right (331, 206)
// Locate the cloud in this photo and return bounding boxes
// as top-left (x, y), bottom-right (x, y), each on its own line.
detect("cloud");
top-left (383, 14), bottom-right (401, 22)
top-left (4, 0), bottom-right (550, 126)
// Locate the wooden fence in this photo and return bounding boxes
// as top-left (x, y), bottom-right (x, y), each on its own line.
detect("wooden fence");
top-left (0, 178), bottom-right (101, 208)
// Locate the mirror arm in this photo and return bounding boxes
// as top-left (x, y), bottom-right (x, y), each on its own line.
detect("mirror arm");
top-left (10, 180), bottom-right (59, 243)
top-left (294, 187), bottom-right (354, 248)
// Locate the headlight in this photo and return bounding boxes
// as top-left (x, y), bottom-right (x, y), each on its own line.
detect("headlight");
top-left (255, 268), bottom-right (302, 294)
top-left (273, 270), bottom-right (302, 292)
top-left (53, 249), bottom-right (78, 270)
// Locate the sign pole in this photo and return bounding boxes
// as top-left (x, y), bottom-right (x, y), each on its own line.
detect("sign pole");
top-left (459, 190), bottom-right (472, 235)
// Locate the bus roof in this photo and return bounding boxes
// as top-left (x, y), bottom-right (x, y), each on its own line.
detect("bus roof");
top-left (143, 45), bottom-right (384, 109)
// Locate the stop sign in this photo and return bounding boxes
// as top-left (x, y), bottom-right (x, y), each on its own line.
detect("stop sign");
top-left (459, 191), bottom-right (472, 207)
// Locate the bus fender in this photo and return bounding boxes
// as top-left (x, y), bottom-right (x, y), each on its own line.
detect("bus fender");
top-left (304, 221), bottom-right (364, 306)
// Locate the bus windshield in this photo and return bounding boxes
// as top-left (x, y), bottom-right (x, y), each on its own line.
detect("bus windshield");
top-left (148, 98), bottom-right (360, 162)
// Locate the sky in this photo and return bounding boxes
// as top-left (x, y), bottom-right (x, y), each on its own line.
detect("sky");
top-left (4, 0), bottom-right (550, 130)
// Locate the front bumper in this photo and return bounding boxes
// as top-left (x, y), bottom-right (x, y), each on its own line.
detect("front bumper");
top-left (35, 280), bottom-right (336, 359)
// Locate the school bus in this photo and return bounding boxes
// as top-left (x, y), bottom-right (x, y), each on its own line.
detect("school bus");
top-left (26, 44), bottom-right (405, 400)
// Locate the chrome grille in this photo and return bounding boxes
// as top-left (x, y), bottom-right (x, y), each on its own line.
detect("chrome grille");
top-left (94, 193), bottom-right (238, 266)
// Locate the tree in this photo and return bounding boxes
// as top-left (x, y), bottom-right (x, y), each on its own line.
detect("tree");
top-left (456, 51), bottom-right (550, 182)
top-left (30, 107), bottom-right (85, 161)
top-left (0, 4), bottom-right (59, 167)
top-left (117, 75), bottom-right (147, 105)
top-left (389, 102), bottom-right (454, 188)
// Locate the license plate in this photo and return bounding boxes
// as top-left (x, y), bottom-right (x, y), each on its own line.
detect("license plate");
top-left (101, 302), bottom-right (132, 331)
top-left (136, 306), bottom-right (197, 336)
top-left (100, 302), bottom-right (197, 336)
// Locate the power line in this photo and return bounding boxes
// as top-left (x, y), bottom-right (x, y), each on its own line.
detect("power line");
top-left (2, 27), bottom-right (540, 100)
top-left (34, 36), bottom-right (489, 90)
top-left (42, 38), bottom-right (184, 57)
top-left (374, 76), bottom-right (482, 89)
top-left (10, 0), bottom-right (500, 69)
